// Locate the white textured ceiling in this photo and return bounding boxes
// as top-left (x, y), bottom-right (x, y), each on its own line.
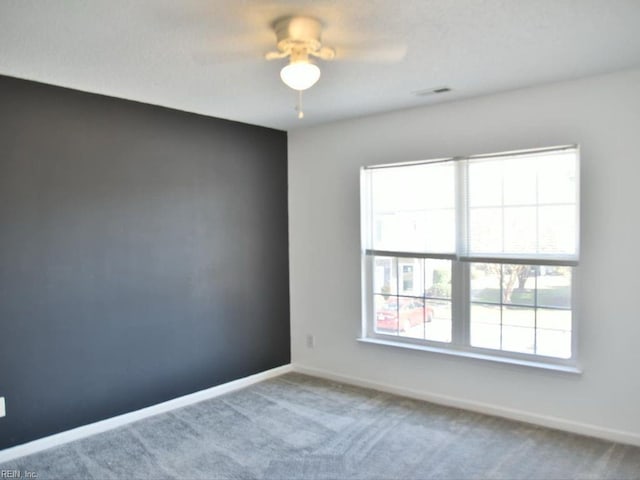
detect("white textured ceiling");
top-left (1, 0), bottom-right (639, 131)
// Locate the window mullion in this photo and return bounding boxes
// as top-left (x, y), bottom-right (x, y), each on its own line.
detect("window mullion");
top-left (452, 159), bottom-right (469, 346)
top-left (362, 253), bottom-right (374, 337)
top-left (452, 259), bottom-right (469, 345)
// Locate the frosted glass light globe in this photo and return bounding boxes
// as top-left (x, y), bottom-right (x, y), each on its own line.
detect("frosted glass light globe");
top-left (280, 62), bottom-right (321, 90)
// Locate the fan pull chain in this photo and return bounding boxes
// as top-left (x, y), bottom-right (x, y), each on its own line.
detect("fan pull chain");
top-left (296, 90), bottom-right (304, 119)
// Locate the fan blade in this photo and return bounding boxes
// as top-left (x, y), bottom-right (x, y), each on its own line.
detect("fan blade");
top-left (149, 1), bottom-right (277, 65)
top-left (191, 50), bottom-right (251, 66)
top-left (189, 30), bottom-right (274, 65)
top-left (335, 42), bottom-right (408, 63)
top-left (266, 51), bottom-right (289, 60)
top-left (309, 46), bottom-right (336, 61)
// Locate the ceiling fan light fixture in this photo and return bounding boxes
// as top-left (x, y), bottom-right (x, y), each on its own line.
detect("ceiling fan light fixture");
top-left (280, 60), bottom-right (321, 91)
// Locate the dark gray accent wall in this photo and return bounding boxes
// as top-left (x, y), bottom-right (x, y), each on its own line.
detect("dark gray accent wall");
top-left (0, 75), bottom-right (290, 450)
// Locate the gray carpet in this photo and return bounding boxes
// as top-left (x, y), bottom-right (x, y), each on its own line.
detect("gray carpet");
top-left (1, 373), bottom-right (639, 479)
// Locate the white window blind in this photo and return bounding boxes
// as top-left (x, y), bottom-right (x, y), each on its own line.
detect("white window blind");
top-left (463, 148), bottom-right (579, 263)
top-left (364, 160), bottom-right (456, 255)
top-left (363, 146), bottom-right (579, 264)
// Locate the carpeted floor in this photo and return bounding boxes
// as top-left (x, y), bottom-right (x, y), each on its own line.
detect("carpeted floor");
top-left (2, 373), bottom-right (639, 479)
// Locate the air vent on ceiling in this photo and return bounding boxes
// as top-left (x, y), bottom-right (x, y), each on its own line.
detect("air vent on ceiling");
top-left (413, 86), bottom-right (452, 96)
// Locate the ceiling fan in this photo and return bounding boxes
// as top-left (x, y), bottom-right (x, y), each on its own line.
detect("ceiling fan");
top-left (266, 17), bottom-right (335, 88)
top-left (172, 7), bottom-right (408, 120)
top-left (262, 15), bottom-right (408, 119)
top-left (264, 16), bottom-right (336, 118)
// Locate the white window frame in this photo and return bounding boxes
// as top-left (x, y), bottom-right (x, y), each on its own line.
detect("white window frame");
top-left (359, 145), bottom-right (580, 373)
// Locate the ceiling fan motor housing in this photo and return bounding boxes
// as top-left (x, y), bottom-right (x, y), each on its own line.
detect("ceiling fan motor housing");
top-left (274, 16), bottom-right (323, 56)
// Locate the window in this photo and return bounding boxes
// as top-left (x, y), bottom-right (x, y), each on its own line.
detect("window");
top-left (361, 146), bottom-right (579, 369)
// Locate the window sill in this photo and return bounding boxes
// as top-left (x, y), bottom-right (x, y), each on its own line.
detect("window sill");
top-left (357, 337), bottom-right (582, 374)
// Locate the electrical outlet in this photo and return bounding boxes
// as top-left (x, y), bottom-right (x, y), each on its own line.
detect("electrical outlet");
top-left (306, 334), bottom-right (315, 349)
top-left (0, 397), bottom-right (5, 418)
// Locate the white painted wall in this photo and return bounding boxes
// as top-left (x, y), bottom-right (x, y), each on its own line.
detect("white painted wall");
top-left (288, 68), bottom-right (640, 443)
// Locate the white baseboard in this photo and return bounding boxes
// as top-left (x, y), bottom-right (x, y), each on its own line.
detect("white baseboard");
top-left (292, 364), bottom-right (640, 447)
top-left (0, 364), bottom-right (293, 464)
